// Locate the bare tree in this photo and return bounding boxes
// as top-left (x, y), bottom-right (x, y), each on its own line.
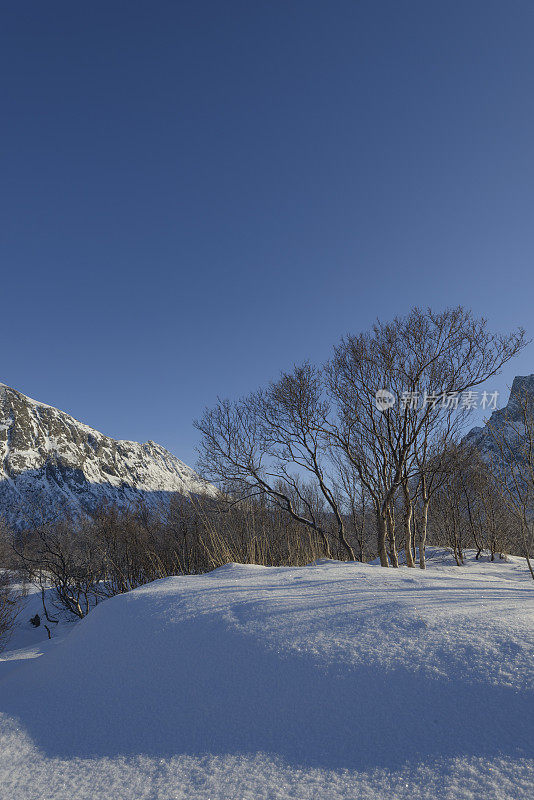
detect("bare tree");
top-left (327, 306), bottom-right (526, 566)
top-left (13, 517), bottom-right (105, 620)
top-left (334, 459), bottom-right (371, 562)
top-left (0, 571), bottom-right (24, 652)
top-left (195, 363), bottom-right (355, 559)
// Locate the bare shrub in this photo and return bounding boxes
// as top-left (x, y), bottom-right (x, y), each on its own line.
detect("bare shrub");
top-left (0, 572), bottom-right (24, 652)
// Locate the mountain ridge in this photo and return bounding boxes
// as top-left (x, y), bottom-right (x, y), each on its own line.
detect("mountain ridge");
top-left (464, 374), bottom-right (534, 460)
top-left (0, 383), bottom-right (215, 529)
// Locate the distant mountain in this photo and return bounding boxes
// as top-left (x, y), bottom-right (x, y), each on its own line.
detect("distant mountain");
top-left (464, 374), bottom-right (534, 462)
top-left (0, 383), bottom-right (215, 529)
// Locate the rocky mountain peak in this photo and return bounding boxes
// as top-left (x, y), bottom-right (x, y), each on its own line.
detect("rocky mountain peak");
top-left (0, 383), bottom-right (215, 530)
top-left (464, 374), bottom-right (534, 459)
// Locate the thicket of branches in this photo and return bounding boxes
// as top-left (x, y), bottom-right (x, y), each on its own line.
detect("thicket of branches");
top-left (1, 497), bottom-right (337, 626)
top-left (0, 571), bottom-right (24, 651)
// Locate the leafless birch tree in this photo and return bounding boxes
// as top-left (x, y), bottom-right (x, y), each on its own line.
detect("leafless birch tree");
top-left (327, 307), bottom-right (525, 566)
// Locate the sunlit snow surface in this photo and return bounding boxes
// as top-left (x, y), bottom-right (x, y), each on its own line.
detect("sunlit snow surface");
top-left (0, 549), bottom-right (533, 799)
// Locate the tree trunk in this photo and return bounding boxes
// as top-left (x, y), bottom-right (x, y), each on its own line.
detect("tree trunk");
top-left (337, 520), bottom-right (356, 561)
top-left (403, 482), bottom-right (415, 568)
top-left (376, 510), bottom-right (389, 567)
top-left (319, 529), bottom-right (332, 559)
top-left (387, 505), bottom-right (399, 568)
top-left (522, 521), bottom-right (534, 580)
top-left (419, 496), bottom-right (429, 569)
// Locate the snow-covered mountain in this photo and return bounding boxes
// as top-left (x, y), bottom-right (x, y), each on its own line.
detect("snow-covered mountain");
top-left (0, 383), bottom-right (215, 529)
top-left (464, 374), bottom-right (534, 460)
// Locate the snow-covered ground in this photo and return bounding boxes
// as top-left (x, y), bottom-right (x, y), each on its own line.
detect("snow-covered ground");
top-left (0, 549), bottom-right (532, 799)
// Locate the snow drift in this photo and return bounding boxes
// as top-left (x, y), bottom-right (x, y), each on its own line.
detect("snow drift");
top-left (0, 549), bottom-right (533, 799)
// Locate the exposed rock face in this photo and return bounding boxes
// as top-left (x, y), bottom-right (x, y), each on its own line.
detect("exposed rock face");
top-left (0, 383), bottom-right (215, 529)
top-left (464, 374), bottom-right (534, 461)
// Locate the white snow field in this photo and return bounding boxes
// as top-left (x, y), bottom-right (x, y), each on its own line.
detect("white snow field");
top-left (0, 549), bottom-right (533, 800)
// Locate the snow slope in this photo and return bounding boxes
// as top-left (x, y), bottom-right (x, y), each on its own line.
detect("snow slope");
top-left (0, 550), bottom-right (533, 799)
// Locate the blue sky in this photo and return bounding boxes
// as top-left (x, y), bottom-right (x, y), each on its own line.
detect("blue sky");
top-left (1, 1), bottom-right (534, 466)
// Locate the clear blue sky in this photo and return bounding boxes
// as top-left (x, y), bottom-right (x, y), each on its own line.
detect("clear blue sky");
top-left (2, 1), bottom-right (534, 466)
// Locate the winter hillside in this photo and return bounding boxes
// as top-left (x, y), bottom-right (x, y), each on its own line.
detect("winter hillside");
top-left (0, 383), bottom-right (216, 529)
top-left (0, 549), bottom-right (532, 800)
